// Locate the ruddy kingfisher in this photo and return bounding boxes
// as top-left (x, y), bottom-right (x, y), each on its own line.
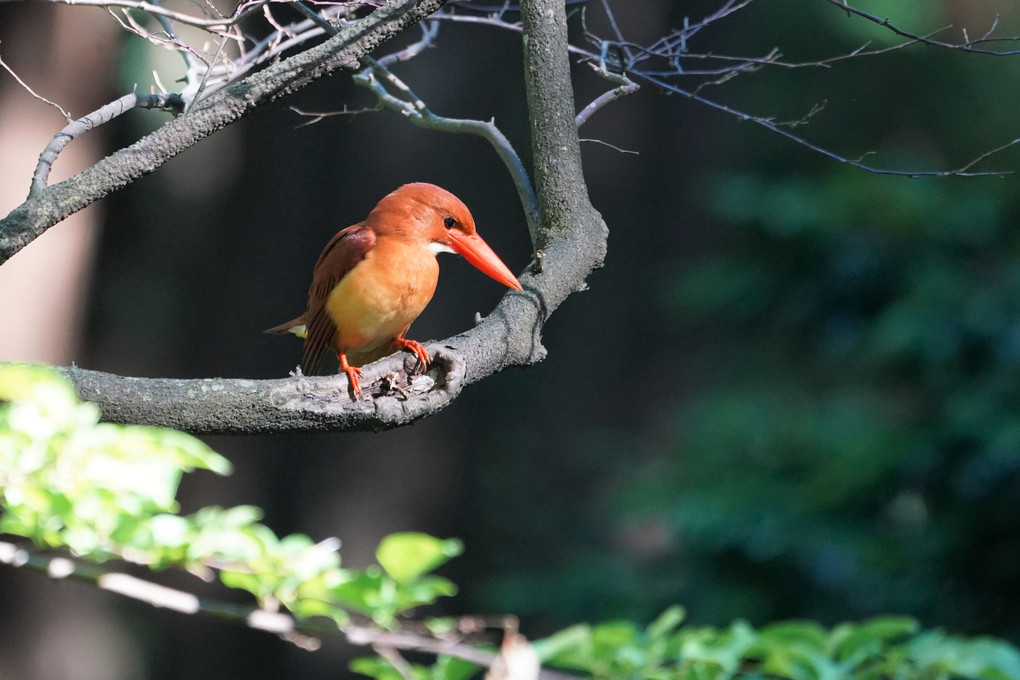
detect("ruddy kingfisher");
top-left (266, 183), bottom-right (523, 399)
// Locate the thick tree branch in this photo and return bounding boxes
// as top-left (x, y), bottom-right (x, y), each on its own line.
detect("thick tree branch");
top-left (54, 350), bottom-right (466, 434)
top-left (0, 0), bottom-right (447, 266)
top-left (520, 0), bottom-right (605, 251)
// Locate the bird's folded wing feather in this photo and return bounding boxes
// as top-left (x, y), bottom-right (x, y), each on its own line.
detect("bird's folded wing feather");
top-left (301, 223), bottom-right (377, 374)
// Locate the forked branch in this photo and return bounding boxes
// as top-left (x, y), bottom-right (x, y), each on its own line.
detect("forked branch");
top-left (31, 92), bottom-right (185, 196)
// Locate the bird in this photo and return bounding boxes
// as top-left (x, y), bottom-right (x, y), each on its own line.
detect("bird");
top-left (266, 183), bottom-right (523, 399)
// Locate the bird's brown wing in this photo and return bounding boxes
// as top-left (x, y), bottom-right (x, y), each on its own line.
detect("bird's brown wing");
top-left (301, 223), bottom-right (377, 374)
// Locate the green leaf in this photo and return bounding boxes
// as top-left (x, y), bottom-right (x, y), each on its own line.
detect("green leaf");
top-left (647, 605), bottom-right (686, 641)
top-left (394, 575), bottom-right (457, 613)
top-left (759, 620), bottom-right (828, 649)
top-left (533, 624), bottom-right (594, 668)
top-left (425, 617), bottom-right (458, 637)
top-left (288, 597), bottom-right (349, 627)
top-left (429, 656), bottom-right (479, 680)
top-left (829, 616), bottom-right (919, 665)
top-left (219, 569), bottom-right (262, 595)
top-left (677, 620), bottom-right (758, 675)
top-left (330, 568), bottom-right (389, 617)
top-left (593, 621), bottom-right (645, 673)
top-left (351, 656), bottom-right (425, 680)
top-left (186, 506), bottom-right (267, 564)
top-left (376, 533), bottom-right (462, 583)
top-left (906, 631), bottom-right (1020, 680)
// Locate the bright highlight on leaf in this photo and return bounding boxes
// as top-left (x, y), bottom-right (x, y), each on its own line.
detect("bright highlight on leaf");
top-left (0, 365), bottom-right (232, 557)
top-left (376, 532), bottom-right (463, 584)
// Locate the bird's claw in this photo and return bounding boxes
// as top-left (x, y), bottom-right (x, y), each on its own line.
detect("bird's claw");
top-left (339, 353), bottom-right (365, 400)
top-left (344, 365), bottom-right (365, 399)
top-left (395, 338), bottom-right (431, 371)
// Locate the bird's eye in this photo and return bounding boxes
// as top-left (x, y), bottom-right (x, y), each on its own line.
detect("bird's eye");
top-left (443, 216), bottom-right (456, 229)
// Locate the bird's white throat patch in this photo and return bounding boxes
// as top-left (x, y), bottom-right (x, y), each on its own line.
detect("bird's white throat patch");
top-left (428, 241), bottom-right (456, 255)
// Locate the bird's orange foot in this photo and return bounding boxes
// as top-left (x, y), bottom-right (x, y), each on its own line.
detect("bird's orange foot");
top-left (339, 353), bottom-right (365, 400)
top-left (394, 337), bottom-right (430, 371)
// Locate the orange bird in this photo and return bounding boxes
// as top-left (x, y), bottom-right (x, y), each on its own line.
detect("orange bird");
top-left (266, 183), bottom-right (523, 399)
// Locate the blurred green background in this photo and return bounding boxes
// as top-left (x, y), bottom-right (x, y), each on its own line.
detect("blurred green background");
top-left (3, 0), bottom-right (1020, 678)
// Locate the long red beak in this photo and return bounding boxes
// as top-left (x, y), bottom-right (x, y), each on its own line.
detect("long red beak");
top-left (448, 231), bottom-right (523, 290)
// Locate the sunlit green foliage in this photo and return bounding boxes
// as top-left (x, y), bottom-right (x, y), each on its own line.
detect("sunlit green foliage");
top-left (331, 533), bottom-right (462, 628)
top-left (535, 607), bottom-right (1020, 680)
top-left (351, 654), bottom-right (479, 680)
top-left (351, 606), bottom-right (1020, 680)
top-left (3, 365), bottom-right (1020, 679)
top-left (0, 363), bottom-right (231, 559)
top-left (0, 364), bottom-right (459, 628)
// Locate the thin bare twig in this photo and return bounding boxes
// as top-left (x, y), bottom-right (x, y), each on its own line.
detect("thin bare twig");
top-left (33, 0), bottom-right (273, 30)
top-left (106, 8), bottom-right (218, 83)
top-left (148, 0), bottom-right (196, 71)
top-left (289, 104), bottom-right (382, 127)
top-left (191, 21), bottom-right (330, 102)
top-left (293, 1), bottom-right (337, 32)
top-left (819, 0), bottom-right (1020, 55)
top-left (290, 2), bottom-right (541, 244)
top-left (172, 3), bottom-right (362, 105)
top-left (0, 41), bottom-right (73, 120)
top-left (639, 71), bottom-right (1020, 177)
top-left (190, 34), bottom-right (230, 109)
top-left (434, 12), bottom-right (592, 60)
top-left (579, 138), bottom-right (638, 155)
top-left (376, 19), bottom-right (440, 66)
top-left (670, 0), bottom-right (756, 47)
top-left (575, 67), bottom-right (639, 128)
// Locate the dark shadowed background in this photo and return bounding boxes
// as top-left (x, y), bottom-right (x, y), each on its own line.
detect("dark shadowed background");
top-left (3, 1), bottom-right (1020, 678)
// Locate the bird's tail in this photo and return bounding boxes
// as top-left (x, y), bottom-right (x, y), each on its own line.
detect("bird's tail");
top-left (264, 317), bottom-right (308, 339)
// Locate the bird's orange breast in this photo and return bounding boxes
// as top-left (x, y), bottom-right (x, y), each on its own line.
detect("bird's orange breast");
top-left (325, 237), bottom-right (440, 362)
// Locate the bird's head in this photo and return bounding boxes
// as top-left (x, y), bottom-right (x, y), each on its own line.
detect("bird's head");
top-left (371, 182), bottom-right (523, 291)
